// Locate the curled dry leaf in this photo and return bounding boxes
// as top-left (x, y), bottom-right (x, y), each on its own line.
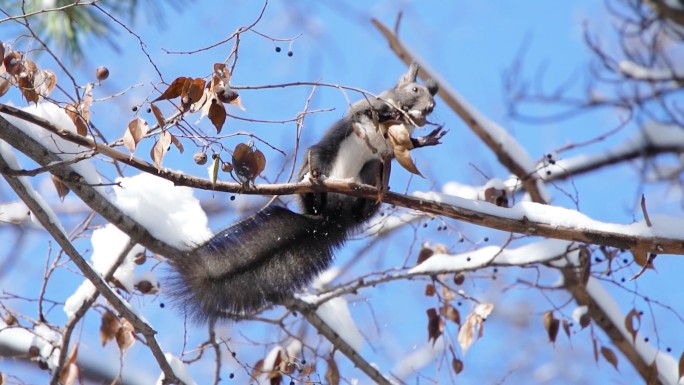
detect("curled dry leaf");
top-left (208, 101), bottom-right (227, 133)
top-left (154, 76), bottom-right (188, 102)
top-left (213, 63), bottom-right (230, 82)
top-left (427, 308), bottom-right (444, 346)
top-left (150, 130), bottom-right (172, 170)
top-left (416, 244), bottom-right (434, 265)
top-left (65, 104), bottom-right (88, 136)
top-left (0, 78), bottom-right (10, 97)
top-left (387, 123), bottom-right (423, 176)
top-left (600, 346), bottom-right (619, 371)
top-left (458, 303), bottom-right (494, 355)
top-left (232, 143), bottom-right (266, 185)
top-left (562, 319), bottom-right (571, 339)
top-left (149, 103), bottom-right (165, 128)
top-left (4, 52), bottom-right (22, 76)
top-left (625, 308), bottom-right (640, 344)
top-left (18, 75), bottom-right (39, 104)
top-left (209, 154), bottom-right (220, 186)
top-left (424, 284), bottom-right (436, 296)
top-left (182, 78), bottom-right (206, 108)
top-left (116, 320), bottom-right (135, 355)
top-left (579, 312), bottom-right (591, 329)
top-left (33, 69), bottom-right (56, 98)
top-left (678, 350), bottom-right (684, 381)
top-left (99, 310), bottom-right (120, 346)
top-left (170, 133), bottom-right (184, 154)
top-left (50, 175), bottom-right (70, 201)
top-left (123, 117), bottom-right (148, 155)
top-left (543, 311), bottom-right (560, 343)
top-left (440, 304), bottom-right (461, 324)
top-left (325, 356), bottom-right (340, 385)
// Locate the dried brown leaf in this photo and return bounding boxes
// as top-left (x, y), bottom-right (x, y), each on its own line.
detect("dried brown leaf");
top-left (600, 346), bottom-right (619, 371)
top-left (170, 133), bottom-right (184, 154)
top-left (427, 308), bottom-right (443, 346)
top-left (208, 101), bottom-right (226, 133)
top-left (65, 104), bottom-right (88, 136)
top-left (325, 357), bottom-right (340, 385)
top-left (154, 76), bottom-right (188, 101)
top-left (253, 148), bottom-right (266, 176)
top-left (99, 310), bottom-right (120, 347)
top-left (232, 143), bottom-right (266, 184)
top-left (3, 52), bottom-right (22, 75)
top-left (252, 359), bottom-right (264, 379)
top-left (387, 123), bottom-right (423, 176)
top-left (579, 313), bottom-right (591, 329)
top-left (59, 353), bottom-right (79, 385)
top-left (631, 244), bottom-right (651, 268)
top-left (50, 175), bottom-right (70, 201)
top-left (678, 350), bottom-right (684, 382)
top-left (625, 308), bottom-right (640, 344)
top-left (149, 103), bottom-right (165, 128)
top-left (458, 303), bottom-right (494, 355)
top-left (543, 311), bottom-right (560, 343)
top-left (562, 320), bottom-right (571, 339)
top-left (18, 76), bottom-right (39, 104)
top-left (0, 78), bottom-right (10, 97)
top-left (213, 63), bottom-right (230, 82)
top-left (440, 304), bottom-right (461, 324)
top-left (34, 69), bottom-right (56, 98)
top-left (81, 83), bottom-right (93, 123)
top-left (417, 244), bottom-right (434, 265)
top-left (116, 320), bottom-right (135, 355)
top-left (185, 78), bottom-right (206, 105)
top-left (229, 94), bottom-right (245, 110)
top-left (150, 130), bottom-right (172, 170)
top-left (425, 284), bottom-right (436, 297)
top-left (123, 117), bottom-right (148, 155)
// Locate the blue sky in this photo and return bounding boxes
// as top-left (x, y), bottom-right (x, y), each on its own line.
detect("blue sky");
top-left (3, 1), bottom-right (682, 384)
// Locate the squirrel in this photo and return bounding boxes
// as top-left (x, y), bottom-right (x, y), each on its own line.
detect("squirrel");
top-left (167, 63), bottom-right (444, 321)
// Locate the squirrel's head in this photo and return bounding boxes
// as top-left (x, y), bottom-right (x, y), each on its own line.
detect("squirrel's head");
top-left (390, 63), bottom-right (438, 127)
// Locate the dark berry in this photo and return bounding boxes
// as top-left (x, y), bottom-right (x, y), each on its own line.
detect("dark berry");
top-left (275, 46), bottom-right (282, 53)
top-left (287, 51), bottom-right (293, 57)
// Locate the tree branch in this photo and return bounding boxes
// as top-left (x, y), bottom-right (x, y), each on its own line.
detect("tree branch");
top-left (0, 149), bottom-right (184, 385)
top-left (284, 297), bottom-right (392, 385)
top-left (1, 108), bottom-right (683, 258)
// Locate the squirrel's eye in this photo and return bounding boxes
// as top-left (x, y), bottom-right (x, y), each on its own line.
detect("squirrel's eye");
top-left (412, 87), bottom-right (419, 92)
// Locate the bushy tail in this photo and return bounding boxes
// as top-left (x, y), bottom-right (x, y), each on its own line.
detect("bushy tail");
top-left (167, 206), bottom-right (351, 321)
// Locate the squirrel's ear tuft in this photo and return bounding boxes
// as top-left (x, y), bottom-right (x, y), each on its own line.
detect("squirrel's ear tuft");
top-left (397, 62), bottom-right (420, 87)
top-left (426, 79), bottom-right (438, 96)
